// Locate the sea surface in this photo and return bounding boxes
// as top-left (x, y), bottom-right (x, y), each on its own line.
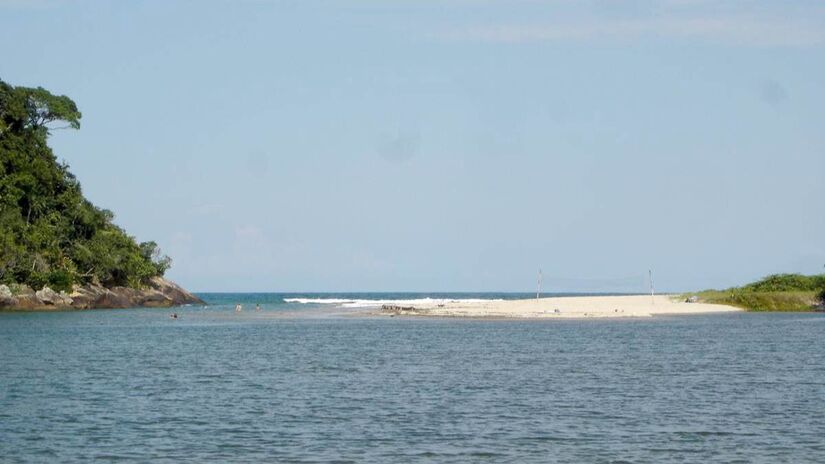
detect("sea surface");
top-left (2, 293), bottom-right (825, 463)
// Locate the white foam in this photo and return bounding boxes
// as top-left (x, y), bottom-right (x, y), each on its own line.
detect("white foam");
top-left (284, 298), bottom-right (355, 305)
top-left (283, 297), bottom-right (503, 308)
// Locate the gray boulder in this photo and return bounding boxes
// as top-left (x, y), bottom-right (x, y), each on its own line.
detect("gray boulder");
top-left (35, 287), bottom-right (73, 306)
top-left (0, 284), bottom-right (17, 307)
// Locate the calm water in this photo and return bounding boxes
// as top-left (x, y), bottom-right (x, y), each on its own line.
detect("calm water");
top-left (2, 293), bottom-right (825, 463)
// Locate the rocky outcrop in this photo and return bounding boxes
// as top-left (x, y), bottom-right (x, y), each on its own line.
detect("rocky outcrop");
top-left (0, 277), bottom-right (203, 311)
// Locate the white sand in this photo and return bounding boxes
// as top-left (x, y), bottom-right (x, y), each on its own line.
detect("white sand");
top-left (380, 295), bottom-right (741, 318)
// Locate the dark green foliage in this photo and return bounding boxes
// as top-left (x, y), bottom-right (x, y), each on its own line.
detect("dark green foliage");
top-left (740, 273), bottom-right (825, 292)
top-left (46, 269), bottom-right (74, 293)
top-left (0, 81), bottom-right (81, 134)
top-left (0, 79), bottom-right (169, 290)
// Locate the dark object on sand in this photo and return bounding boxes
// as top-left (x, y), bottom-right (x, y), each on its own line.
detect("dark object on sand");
top-left (382, 304), bottom-right (417, 312)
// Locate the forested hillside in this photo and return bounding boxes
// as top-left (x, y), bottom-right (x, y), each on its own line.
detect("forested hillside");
top-left (0, 79), bottom-right (170, 292)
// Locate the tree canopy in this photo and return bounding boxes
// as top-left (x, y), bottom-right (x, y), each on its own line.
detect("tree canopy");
top-left (0, 79), bottom-right (169, 291)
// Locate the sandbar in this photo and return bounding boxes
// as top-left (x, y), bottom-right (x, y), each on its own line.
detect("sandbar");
top-left (378, 295), bottom-right (741, 318)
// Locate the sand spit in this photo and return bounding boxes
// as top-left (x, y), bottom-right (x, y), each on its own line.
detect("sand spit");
top-left (378, 295), bottom-right (741, 318)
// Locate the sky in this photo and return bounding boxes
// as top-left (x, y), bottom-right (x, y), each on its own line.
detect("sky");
top-left (1, 0), bottom-right (824, 292)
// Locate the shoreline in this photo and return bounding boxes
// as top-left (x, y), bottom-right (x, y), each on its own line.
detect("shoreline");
top-left (0, 277), bottom-right (204, 311)
top-left (375, 294), bottom-right (742, 319)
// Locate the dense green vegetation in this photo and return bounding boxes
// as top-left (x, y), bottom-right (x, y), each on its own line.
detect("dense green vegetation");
top-left (1, 79), bottom-right (170, 292)
top-left (690, 274), bottom-right (825, 312)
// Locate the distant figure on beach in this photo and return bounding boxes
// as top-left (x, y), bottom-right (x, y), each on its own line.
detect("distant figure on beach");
top-left (235, 303), bottom-right (242, 312)
top-left (255, 304), bottom-right (261, 311)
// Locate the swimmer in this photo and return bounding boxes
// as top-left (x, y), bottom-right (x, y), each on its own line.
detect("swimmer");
top-left (235, 303), bottom-right (242, 312)
top-left (170, 313), bottom-right (178, 319)
top-left (255, 304), bottom-right (261, 311)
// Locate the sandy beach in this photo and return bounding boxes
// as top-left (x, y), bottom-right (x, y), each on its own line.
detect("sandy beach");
top-left (378, 294), bottom-right (741, 318)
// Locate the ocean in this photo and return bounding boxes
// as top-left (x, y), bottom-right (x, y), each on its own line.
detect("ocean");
top-left (2, 293), bottom-right (824, 462)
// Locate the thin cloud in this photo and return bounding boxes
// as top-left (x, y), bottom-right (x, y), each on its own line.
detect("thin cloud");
top-left (188, 202), bottom-right (224, 216)
top-left (442, 14), bottom-right (825, 47)
top-left (234, 225), bottom-right (264, 241)
top-left (0, 0), bottom-right (59, 9)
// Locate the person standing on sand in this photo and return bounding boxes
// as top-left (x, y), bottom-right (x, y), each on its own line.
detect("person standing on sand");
top-left (235, 303), bottom-right (242, 312)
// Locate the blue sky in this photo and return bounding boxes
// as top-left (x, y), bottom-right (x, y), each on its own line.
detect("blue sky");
top-left (2, 0), bottom-right (823, 292)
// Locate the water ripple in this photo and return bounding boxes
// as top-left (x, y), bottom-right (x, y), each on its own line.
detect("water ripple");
top-left (1, 310), bottom-right (824, 462)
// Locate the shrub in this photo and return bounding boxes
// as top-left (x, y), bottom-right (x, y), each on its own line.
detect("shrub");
top-left (47, 269), bottom-right (74, 293)
top-left (27, 271), bottom-right (48, 291)
top-left (741, 274), bottom-right (825, 292)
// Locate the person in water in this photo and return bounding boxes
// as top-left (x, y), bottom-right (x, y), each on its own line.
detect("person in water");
top-left (170, 313), bottom-right (178, 319)
top-left (235, 303), bottom-right (242, 312)
top-left (255, 304), bottom-right (261, 311)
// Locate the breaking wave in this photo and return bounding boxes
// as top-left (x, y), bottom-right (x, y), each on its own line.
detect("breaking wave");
top-left (283, 297), bottom-right (502, 308)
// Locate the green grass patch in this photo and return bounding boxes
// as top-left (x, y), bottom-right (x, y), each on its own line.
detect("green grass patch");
top-left (684, 273), bottom-right (825, 312)
top-left (687, 290), bottom-right (818, 312)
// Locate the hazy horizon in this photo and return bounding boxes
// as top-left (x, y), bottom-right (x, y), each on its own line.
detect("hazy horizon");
top-left (2, 1), bottom-right (823, 292)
